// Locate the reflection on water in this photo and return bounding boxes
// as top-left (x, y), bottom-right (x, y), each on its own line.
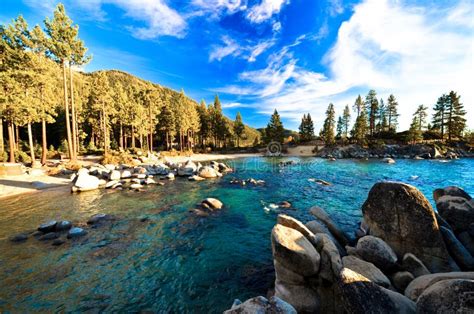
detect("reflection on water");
top-left (0, 157), bottom-right (473, 312)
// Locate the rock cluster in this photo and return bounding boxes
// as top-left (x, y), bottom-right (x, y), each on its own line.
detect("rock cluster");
top-left (226, 182), bottom-right (474, 313)
top-left (70, 159), bottom-right (232, 193)
top-left (189, 198), bottom-right (224, 217)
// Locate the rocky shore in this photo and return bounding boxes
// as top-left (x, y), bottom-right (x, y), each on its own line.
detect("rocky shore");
top-left (315, 143), bottom-right (473, 159)
top-left (226, 183), bottom-right (474, 313)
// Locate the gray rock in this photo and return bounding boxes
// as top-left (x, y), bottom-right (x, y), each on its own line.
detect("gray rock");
top-left (38, 220), bottom-right (57, 233)
top-left (277, 215), bottom-right (317, 246)
top-left (402, 253), bottom-right (430, 278)
top-left (440, 226), bottom-right (474, 270)
top-left (274, 281), bottom-right (320, 313)
top-left (274, 259), bottom-right (305, 285)
top-left (271, 224), bottom-right (320, 277)
top-left (342, 255), bottom-right (391, 288)
top-left (55, 220), bottom-right (72, 232)
top-left (74, 173), bottom-right (100, 191)
top-left (338, 268), bottom-right (416, 314)
top-left (313, 233), bottom-right (343, 283)
top-left (202, 198), bottom-right (223, 210)
top-left (87, 213), bottom-right (112, 225)
top-left (224, 296), bottom-right (297, 314)
top-left (198, 166), bottom-right (220, 178)
top-left (39, 232), bottom-right (59, 241)
top-left (356, 235), bottom-right (398, 271)
top-left (306, 220), bottom-right (346, 256)
top-left (362, 182), bottom-right (456, 272)
top-left (309, 206), bottom-right (349, 246)
top-left (458, 231), bottom-right (474, 256)
top-left (436, 195), bottom-right (474, 234)
top-left (392, 271), bottom-right (415, 292)
top-left (416, 279), bottom-right (474, 314)
top-left (67, 227), bottom-right (87, 238)
top-left (9, 233), bottom-right (29, 242)
top-left (433, 186), bottom-right (472, 202)
top-left (404, 272), bottom-right (474, 301)
top-left (121, 170), bottom-right (132, 178)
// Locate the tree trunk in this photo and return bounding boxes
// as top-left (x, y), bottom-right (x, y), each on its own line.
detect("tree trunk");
top-left (69, 64), bottom-right (77, 160)
top-left (27, 123), bottom-right (35, 167)
top-left (62, 61), bottom-right (74, 160)
top-left (8, 121), bottom-right (15, 163)
top-left (41, 119), bottom-right (47, 165)
top-left (15, 124), bottom-right (19, 150)
top-left (102, 103), bottom-right (108, 154)
top-left (119, 122), bottom-right (124, 150)
top-left (124, 128), bottom-right (128, 149)
top-left (139, 134), bottom-right (143, 150)
top-left (166, 131), bottom-right (169, 150)
top-left (0, 118), bottom-right (4, 155)
top-left (132, 125), bottom-right (135, 148)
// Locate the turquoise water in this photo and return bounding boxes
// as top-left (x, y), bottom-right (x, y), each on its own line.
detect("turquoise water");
top-left (0, 157), bottom-right (473, 312)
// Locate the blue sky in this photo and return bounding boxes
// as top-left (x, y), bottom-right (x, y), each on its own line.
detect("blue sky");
top-left (3, 0), bottom-right (473, 131)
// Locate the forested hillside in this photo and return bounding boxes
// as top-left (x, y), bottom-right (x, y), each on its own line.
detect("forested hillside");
top-left (0, 5), bottom-right (260, 165)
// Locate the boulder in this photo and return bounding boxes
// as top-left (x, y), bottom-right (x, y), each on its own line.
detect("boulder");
top-left (105, 180), bottom-right (119, 189)
top-left (404, 272), bottom-right (474, 301)
top-left (274, 259), bottom-right (305, 285)
top-left (338, 268), bottom-right (416, 314)
top-left (313, 233), bottom-right (343, 283)
top-left (9, 233), bottom-right (29, 242)
top-left (355, 236), bottom-right (398, 271)
top-left (38, 220), bottom-right (57, 233)
top-left (74, 173), bottom-right (100, 191)
top-left (362, 182), bottom-right (456, 272)
top-left (145, 177), bottom-right (157, 185)
top-left (277, 215), bottom-right (317, 246)
top-left (166, 173), bottom-right (175, 180)
top-left (274, 281), bottom-right (320, 313)
top-left (109, 170), bottom-right (121, 181)
top-left (39, 232), bottom-right (59, 241)
top-left (198, 166), bottom-right (220, 178)
top-left (392, 271), bottom-right (415, 292)
top-left (87, 213), bottom-right (112, 225)
top-left (440, 226), bottom-right (474, 270)
top-left (435, 195), bottom-right (474, 234)
top-left (188, 175), bottom-right (205, 181)
top-left (130, 183), bottom-right (143, 190)
top-left (342, 255), bottom-right (391, 288)
top-left (224, 296), bottom-right (296, 314)
top-left (433, 186), bottom-right (472, 202)
top-left (271, 224), bottom-right (320, 277)
top-left (383, 157), bottom-right (396, 164)
top-left (309, 206), bottom-right (348, 246)
top-left (67, 227), bottom-right (87, 238)
top-left (416, 279), bottom-right (474, 313)
top-left (278, 201), bottom-right (292, 208)
top-left (55, 220), bottom-right (72, 232)
top-left (178, 161), bottom-right (197, 176)
top-left (121, 170), bottom-right (132, 178)
top-left (202, 198), bottom-right (223, 210)
top-left (402, 253), bottom-right (430, 278)
top-left (458, 231), bottom-right (474, 256)
top-left (306, 220), bottom-right (346, 256)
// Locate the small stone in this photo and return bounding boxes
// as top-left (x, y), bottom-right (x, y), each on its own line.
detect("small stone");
top-left (392, 271), bottom-right (415, 292)
top-left (38, 220), bottom-right (57, 233)
top-left (9, 233), bottom-right (29, 242)
top-left (39, 232), bottom-right (59, 241)
top-left (52, 239), bottom-right (65, 246)
top-left (55, 221), bottom-right (72, 232)
top-left (67, 227), bottom-right (87, 239)
top-left (202, 198), bottom-right (223, 210)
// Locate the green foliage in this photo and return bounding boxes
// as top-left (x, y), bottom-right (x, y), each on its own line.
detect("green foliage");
top-left (298, 113), bottom-right (315, 142)
top-left (365, 89), bottom-right (379, 137)
top-left (386, 94), bottom-right (399, 132)
top-left (342, 105), bottom-right (351, 138)
top-left (233, 112), bottom-right (245, 147)
top-left (264, 109), bottom-right (285, 143)
top-left (321, 103), bottom-right (336, 145)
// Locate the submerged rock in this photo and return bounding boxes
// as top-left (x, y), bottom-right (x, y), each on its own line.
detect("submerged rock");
top-left (38, 220), bottom-right (57, 233)
top-left (201, 198), bottom-right (223, 210)
top-left (9, 233), bottom-right (29, 243)
top-left (39, 232), bottom-right (59, 241)
top-left (362, 181), bottom-right (457, 272)
top-left (224, 296), bottom-right (296, 314)
top-left (67, 227), bottom-right (87, 239)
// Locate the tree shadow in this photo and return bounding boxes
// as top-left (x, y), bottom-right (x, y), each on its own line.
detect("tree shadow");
top-left (0, 179), bottom-right (64, 190)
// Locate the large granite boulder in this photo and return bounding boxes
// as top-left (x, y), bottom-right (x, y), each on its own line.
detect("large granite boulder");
top-left (224, 296), bottom-right (296, 314)
top-left (271, 224), bottom-right (320, 277)
top-left (435, 194), bottom-right (474, 235)
top-left (338, 268), bottom-right (416, 313)
top-left (198, 166), bottom-right (220, 179)
top-left (440, 226), bottom-right (474, 270)
top-left (404, 272), bottom-right (474, 301)
top-left (362, 182), bottom-right (457, 272)
top-left (73, 172), bottom-right (100, 191)
top-left (309, 206), bottom-right (349, 246)
top-left (342, 255), bottom-right (391, 288)
top-left (355, 235), bottom-right (398, 271)
top-left (433, 186), bottom-right (472, 202)
top-left (274, 281), bottom-right (320, 313)
top-left (402, 253), bottom-right (430, 278)
top-left (177, 160), bottom-right (197, 176)
top-left (306, 220), bottom-right (346, 256)
top-left (416, 279), bottom-right (474, 313)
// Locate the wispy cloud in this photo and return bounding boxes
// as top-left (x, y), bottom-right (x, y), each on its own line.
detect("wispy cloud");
top-left (222, 102), bottom-right (252, 108)
top-left (246, 0), bottom-right (290, 23)
top-left (217, 0), bottom-right (474, 130)
top-left (209, 36), bottom-right (275, 62)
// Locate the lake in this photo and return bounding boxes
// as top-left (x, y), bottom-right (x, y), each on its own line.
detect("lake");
top-left (0, 157), bottom-right (473, 312)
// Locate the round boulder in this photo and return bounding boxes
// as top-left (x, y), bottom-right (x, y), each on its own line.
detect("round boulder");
top-left (356, 235), bottom-right (397, 271)
top-left (416, 279), bottom-right (474, 314)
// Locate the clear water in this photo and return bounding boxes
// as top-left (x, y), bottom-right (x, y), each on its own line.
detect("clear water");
top-left (0, 157), bottom-right (473, 313)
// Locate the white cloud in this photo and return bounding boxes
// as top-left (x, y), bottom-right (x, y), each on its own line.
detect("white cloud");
top-left (191, 0), bottom-right (247, 18)
top-left (23, 0), bottom-right (186, 38)
top-left (209, 36), bottom-right (275, 62)
top-left (219, 0), bottom-right (474, 130)
top-left (246, 0), bottom-right (289, 23)
top-left (327, 0), bottom-right (344, 17)
top-left (222, 102), bottom-right (252, 108)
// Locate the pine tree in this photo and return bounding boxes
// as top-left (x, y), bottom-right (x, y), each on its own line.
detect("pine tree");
top-left (88, 72), bottom-right (113, 153)
top-left (342, 105), bottom-right (351, 138)
top-left (446, 91), bottom-right (466, 140)
top-left (365, 89), bottom-right (379, 137)
top-left (407, 116), bottom-right (422, 144)
top-left (353, 95), bottom-right (364, 117)
top-left (376, 98), bottom-right (386, 134)
top-left (386, 94), bottom-right (399, 132)
top-left (265, 109), bottom-right (285, 143)
top-left (158, 101), bottom-right (175, 150)
top-left (432, 94), bottom-right (448, 140)
top-left (298, 113), bottom-right (314, 142)
top-left (44, 4), bottom-right (85, 161)
top-left (197, 100), bottom-right (209, 147)
top-left (336, 116), bottom-right (343, 139)
top-left (321, 103), bottom-right (336, 145)
top-left (233, 112), bottom-right (245, 147)
top-left (414, 105), bottom-right (428, 131)
top-left (352, 106), bottom-right (368, 145)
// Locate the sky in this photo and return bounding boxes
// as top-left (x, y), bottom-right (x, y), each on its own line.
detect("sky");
top-left (2, 0), bottom-right (473, 131)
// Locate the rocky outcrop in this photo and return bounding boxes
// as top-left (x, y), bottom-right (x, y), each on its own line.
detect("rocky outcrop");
top-left (404, 272), bottom-right (474, 301)
top-left (224, 296), bottom-right (296, 314)
top-left (416, 279), bottom-right (474, 313)
top-left (309, 206), bottom-right (349, 246)
top-left (440, 226), bottom-right (474, 270)
top-left (402, 253), bottom-right (430, 278)
top-left (355, 236), bottom-right (398, 272)
top-left (391, 271), bottom-right (415, 292)
top-left (342, 255), bottom-right (391, 288)
top-left (362, 182), bottom-right (457, 272)
top-left (434, 187), bottom-right (474, 235)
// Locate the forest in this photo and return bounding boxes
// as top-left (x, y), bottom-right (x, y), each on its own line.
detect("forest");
top-left (0, 4), bottom-right (260, 165)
